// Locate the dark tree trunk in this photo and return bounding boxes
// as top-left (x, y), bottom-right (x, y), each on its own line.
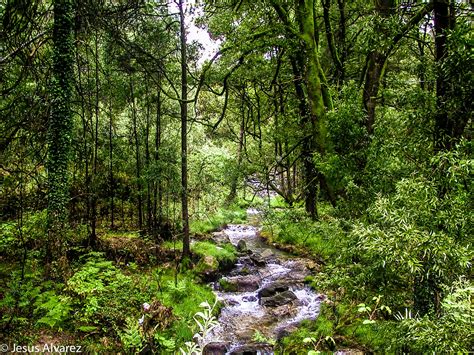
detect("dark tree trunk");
top-left (47, 0), bottom-right (74, 274)
top-left (145, 75), bottom-right (152, 233)
top-left (108, 95), bottom-right (114, 229)
top-left (322, 0), bottom-right (344, 83)
top-left (179, 0), bottom-right (190, 259)
top-left (90, 27), bottom-right (100, 247)
top-left (226, 112), bottom-right (245, 206)
top-left (154, 81), bottom-right (162, 232)
top-left (362, 51), bottom-right (387, 136)
top-left (129, 76), bottom-right (143, 230)
top-left (433, 0), bottom-right (467, 151)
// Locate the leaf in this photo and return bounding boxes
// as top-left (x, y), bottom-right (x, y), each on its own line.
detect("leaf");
top-left (78, 325), bottom-right (98, 332)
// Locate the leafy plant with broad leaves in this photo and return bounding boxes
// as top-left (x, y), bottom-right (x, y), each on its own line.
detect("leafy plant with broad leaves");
top-left (180, 299), bottom-right (219, 355)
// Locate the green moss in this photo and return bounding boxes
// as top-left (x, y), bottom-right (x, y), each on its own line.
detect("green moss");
top-left (218, 278), bottom-right (238, 292)
top-left (192, 241), bottom-right (237, 265)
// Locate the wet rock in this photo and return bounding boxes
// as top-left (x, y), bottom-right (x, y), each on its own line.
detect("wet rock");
top-left (212, 231), bottom-right (231, 245)
top-left (269, 304), bottom-right (298, 318)
top-left (229, 343), bottom-right (274, 355)
top-left (260, 290), bottom-right (297, 307)
top-left (225, 298), bottom-right (240, 307)
top-left (250, 249), bottom-right (273, 266)
top-left (236, 239), bottom-right (248, 252)
top-left (220, 275), bottom-right (260, 292)
top-left (195, 255), bottom-right (219, 281)
top-left (275, 322), bottom-right (300, 340)
top-left (203, 342), bottom-right (230, 355)
top-left (257, 282), bottom-right (289, 298)
top-left (242, 295), bottom-right (257, 302)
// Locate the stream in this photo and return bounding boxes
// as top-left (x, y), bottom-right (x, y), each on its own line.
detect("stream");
top-left (203, 209), bottom-right (324, 355)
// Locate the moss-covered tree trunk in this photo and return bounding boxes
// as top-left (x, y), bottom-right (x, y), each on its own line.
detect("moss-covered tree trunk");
top-left (296, 0), bottom-right (333, 218)
top-left (47, 0), bottom-right (74, 275)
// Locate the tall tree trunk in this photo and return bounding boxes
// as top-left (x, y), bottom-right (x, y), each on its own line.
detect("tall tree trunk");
top-left (226, 109), bottom-right (245, 206)
top-left (145, 75), bottom-right (152, 233)
top-left (178, 0), bottom-right (190, 259)
top-left (296, 0), bottom-right (332, 218)
top-left (154, 80), bottom-right (162, 232)
top-left (108, 94), bottom-right (114, 229)
top-left (90, 27), bottom-right (100, 247)
top-left (336, 0), bottom-right (346, 82)
top-left (322, 0), bottom-right (344, 83)
top-left (289, 54), bottom-right (318, 218)
top-left (75, 41), bottom-right (90, 228)
top-left (47, 0), bottom-right (74, 275)
top-left (433, 0), bottom-right (460, 151)
top-left (129, 75), bottom-right (143, 230)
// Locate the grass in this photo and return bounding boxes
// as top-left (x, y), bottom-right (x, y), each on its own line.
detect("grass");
top-left (102, 230), bottom-right (140, 239)
top-left (192, 241), bottom-right (236, 262)
top-left (262, 204), bottom-right (344, 261)
top-left (190, 205), bottom-right (247, 234)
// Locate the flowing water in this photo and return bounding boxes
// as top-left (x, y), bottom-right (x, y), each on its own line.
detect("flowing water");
top-left (203, 210), bottom-right (324, 355)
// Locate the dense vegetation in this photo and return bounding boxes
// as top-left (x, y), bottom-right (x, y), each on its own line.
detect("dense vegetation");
top-left (1, 0), bottom-right (472, 353)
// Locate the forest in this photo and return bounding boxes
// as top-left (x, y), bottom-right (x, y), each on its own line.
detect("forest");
top-left (0, 0), bottom-right (472, 353)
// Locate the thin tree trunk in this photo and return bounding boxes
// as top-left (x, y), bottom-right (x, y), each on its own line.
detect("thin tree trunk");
top-left (90, 27), bottom-right (100, 247)
top-left (178, 0), bottom-right (190, 258)
top-left (226, 112), bottom-right (245, 206)
top-left (108, 93), bottom-right (114, 229)
top-left (154, 81), bottom-right (162, 232)
top-left (145, 75), bottom-right (152, 233)
top-left (129, 75), bottom-right (143, 230)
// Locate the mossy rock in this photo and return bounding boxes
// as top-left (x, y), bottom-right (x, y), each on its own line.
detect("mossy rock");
top-left (194, 255), bottom-right (219, 281)
top-left (218, 278), bottom-right (238, 292)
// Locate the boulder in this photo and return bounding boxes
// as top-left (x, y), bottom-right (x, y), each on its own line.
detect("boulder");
top-left (229, 343), bottom-right (274, 355)
top-left (219, 275), bottom-right (260, 292)
top-left (257, 282), bottom-right (289, 298)
top-left (212, 231), bottom-right (231, 245)
top-left (195, 255), bottom-right (219, 281)
top-left (260, 290), bottom-right (297, 307)
top-left (250, 249), bottom-right (274, 266)
top-left (260, 249), bottom-right (273, 259)
top-left (203, 342), bottom-right (230, 355)
top-left (236, 239), bottom-right (248, 252)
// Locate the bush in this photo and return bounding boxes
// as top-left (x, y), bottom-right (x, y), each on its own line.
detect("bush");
top-left (67, 252), bottom-right (139, 331)
top-left (394, 279), bottom-right (474, 352)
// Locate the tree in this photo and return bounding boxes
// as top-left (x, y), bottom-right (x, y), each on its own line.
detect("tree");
top-left (178, 0), bottom-right (190, 258)
top-left (46, 0), bottom-right (75, 274)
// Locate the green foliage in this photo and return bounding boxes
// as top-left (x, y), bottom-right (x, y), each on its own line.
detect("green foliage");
top-left (118, 317), bottom-right (143, 353)
top-left (253, 330), bottom-right (275, 345)
top-left (394, 279), bottom-right (474, 352)
top-left (352, 173), bottom-right (472, 305)
top-left (34, 291), bottom-right (72, 329)
top-left (190, 205), bottom-right (247, 234)
top-left (263, 205), bottom-right (345, 260)
top-left (67, 252), bottom-right (138, 330)
top-left (179, 300), bottom-right (219, 355)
